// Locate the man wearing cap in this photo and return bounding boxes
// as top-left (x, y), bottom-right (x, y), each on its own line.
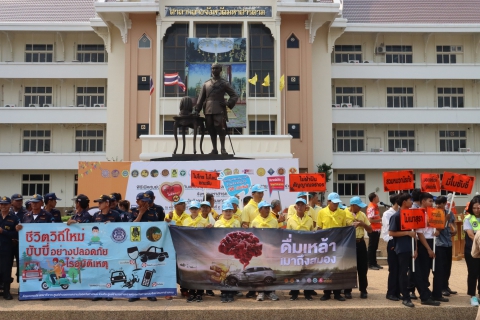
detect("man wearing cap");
top-left (91, 195), bottom-right (121, 223)
top-left (287, 192), bottom-right (318, 228)
top-left (20, 194), bottom-right (55, 224)
top-left (107, 193), bottom-right (129, 222)
top-left (0, 197), bottom-right (20, 300)
top-left (67, 195), bottom-right (92, 225)
top-left (165, 198), bottom-right (189, 226)
top-left (200, 201), bottom-right (216, 224)
top-left (317, 192), bottom-right (348, 301)
top-left (9, 193), bottom-right (26, 283)
top-left (44, 193), bottom-right (63, 223)
top-left (227, 196), bottom-right (242, 222)
top-left (206, 193), bottom-right (219, 219)
top-left (344, 196), bottom-right (372, 299)
top-left (193, 63), bottom-right (238, 155)
top-left (132, 193), bottom-right (159, 223)
top-left (366, 192), bottom-right (383, 270)
top-left (270, 199), bottom-right (285, 228)
top-left (145, 190), bottom-right (165, 221)
top-left (241, 184), bottom-right (265, 228)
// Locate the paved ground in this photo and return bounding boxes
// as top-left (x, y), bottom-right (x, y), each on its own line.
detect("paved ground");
top-left (0, 261), bottom-right (478, 319)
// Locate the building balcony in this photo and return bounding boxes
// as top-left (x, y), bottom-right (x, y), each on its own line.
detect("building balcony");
top-left (331, 63), bottom-right (480, 80)
top-left (0, 153), bottom-right (107, 170)
top-left (333, 151), bottom-right (480, 170)
top-left (0, 62), bottom-right (108, 79)
top-left (140, 135), bottom-right (293, 160)
top-left (0, 107), bottom-right (107, 124)
top-left (332, 107), bottom-right (480, 124)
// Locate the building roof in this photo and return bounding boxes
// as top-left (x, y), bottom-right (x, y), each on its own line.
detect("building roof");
top-left (0, 0), bottom-right (96, 22)
top-left (343, 0), bottom-right (480, 24)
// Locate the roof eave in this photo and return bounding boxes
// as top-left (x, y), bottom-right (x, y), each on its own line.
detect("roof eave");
top-left (0, 22), bottom-right (95, 32)
top-left (345, 23), bottom-right (480, 33)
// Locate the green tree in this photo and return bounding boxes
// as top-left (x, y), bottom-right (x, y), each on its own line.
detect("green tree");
top-left (317, 163), bottom-right (333, 204)
top-left (67, 268), bottom-right (79, 283)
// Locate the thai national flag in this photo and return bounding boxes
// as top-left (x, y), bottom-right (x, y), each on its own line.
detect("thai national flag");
top-left (164, 73), bottom-right (179, 86)
top-left (149, 77), bottom-right (154, 95)
top-left (177, 75), bottom-right (186, 92)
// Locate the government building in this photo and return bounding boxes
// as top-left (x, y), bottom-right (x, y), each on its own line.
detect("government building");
top-left (1, 0), bottom-right (479, 208)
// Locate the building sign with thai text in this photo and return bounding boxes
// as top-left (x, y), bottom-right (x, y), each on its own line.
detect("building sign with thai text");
top-left (165, 6), bottom-right (272, 17)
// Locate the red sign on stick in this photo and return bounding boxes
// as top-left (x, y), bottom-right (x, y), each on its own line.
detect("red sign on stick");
top-left (383, 170), bottom-right (414, 192)
top-left (420, 173), bottom-right (441, 192)
top-left (400, 209), bottom-right (426, 230)
top-left (267, 176), bottom-right (285, 195)
top-left (427, 207), bottom-right (446, 229)
top-left (441, 171), bottom-right (475, 194)
top-left (289, 173), bottom-right (326, 192)
top-left (190, 170), bottom-right (221, 189)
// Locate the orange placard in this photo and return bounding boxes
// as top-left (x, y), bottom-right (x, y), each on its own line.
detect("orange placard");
top-left (191, 170), bottom-right (221, 189)
top-left (427, 207), bottom-right (446, 229)
top-left (400, 209), bottom-right (426, 230)
top-left (420, 173), bottom-right (441, 192)
top-left (383, 170), bottom-right (414, 192)
top-left (441, 171), bottom-right (475, 194)
top-left (289, 173), bottom-right (326, 192)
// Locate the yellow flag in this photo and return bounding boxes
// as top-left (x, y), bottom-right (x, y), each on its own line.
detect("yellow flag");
top-left (279, 74), bottom-right (285, 91)
top-left (248, 73), bottom-right (258, 85)
top-left (262, 73), bottom-right (270, 87)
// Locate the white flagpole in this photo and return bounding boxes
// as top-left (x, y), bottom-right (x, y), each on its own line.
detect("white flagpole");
top-left (255, 84), bottom-right (257, 135)
top-left (148, 90), bottom-right (152, 135)
top-left (268, 84), bottom-right (271, 135)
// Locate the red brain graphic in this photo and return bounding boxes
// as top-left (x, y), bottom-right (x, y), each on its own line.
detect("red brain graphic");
top-left (218, 231), bottom-right (263, 268)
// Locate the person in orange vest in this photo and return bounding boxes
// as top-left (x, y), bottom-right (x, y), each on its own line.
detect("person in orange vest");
top-left (367, 192), bottom-right (382, 270)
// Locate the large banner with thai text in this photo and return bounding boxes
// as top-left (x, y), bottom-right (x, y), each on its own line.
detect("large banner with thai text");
top-left (18, 222), bottom-right (177, 300)
top-left (78, 159), bottom-right (299, 212)
top-left (170, 226), bottom-right (357, 291)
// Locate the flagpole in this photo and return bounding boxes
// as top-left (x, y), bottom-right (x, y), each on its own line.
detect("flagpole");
top-left (149, 93), bottom-right (152, 134)
top-left (162, 73), bottom-right (165, 135)
top-left (268, 84), bottom-right (271, 135)
top-left (255, 84), bottom-right (257, 135)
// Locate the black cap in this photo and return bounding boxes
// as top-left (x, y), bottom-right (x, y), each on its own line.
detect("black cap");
top-left (11, 193), bottom-right (23, 201)
top-left (72, 194), bottom-right (90, 203)
top-left (93, 195), bottom-right (111, 203)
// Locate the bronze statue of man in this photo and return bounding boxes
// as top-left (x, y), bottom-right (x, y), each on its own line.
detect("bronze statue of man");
top-left (193, 63), bottom-right (238, 155)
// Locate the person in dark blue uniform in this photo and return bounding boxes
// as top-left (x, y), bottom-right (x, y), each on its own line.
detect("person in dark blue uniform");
top-left (44, 193), bottom-right (62, 223)
top-left (67, 194), bottom-right (92, 225)
top-left (20, 194), bottom-right (55, 224)
top-left (9, 193), bottom-right (27, 283)
top-left (90, 195), bottom-right (120, 302)
top-left (128, 193), bottom-right (159, 303)
top-left (0, 197), bottom-right (20, 300)
top-left (145, 190), bottom-right (165, 221)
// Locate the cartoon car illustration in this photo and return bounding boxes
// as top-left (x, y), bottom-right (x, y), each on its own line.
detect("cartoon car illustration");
top-left (225, 267), bottom-right (276, 286)
top-left (110, 270), bottom-right (127, 284)
top-left (22, 261), bottom-right (43, 282)
top-left (139, 246), bottom-right (169, 262)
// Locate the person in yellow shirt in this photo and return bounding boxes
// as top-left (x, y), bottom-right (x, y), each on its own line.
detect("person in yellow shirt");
top-left (241, 184), bottom-right (265, 228)
top-left (317, 192), bottom-right (348, 302)
top-left (221, 196), bottom-right (242, 222)
top-left (214, 201), bottom-right (240, 303)
top-left (205, 193), bottom-right (220, 219)
top-left (200, 201), bottom-right (217, 222)
top-left (183, 200), bottom-right (213, 228)
top-left (270, 199), bottom-right (286, 228)
top-left (165, 198), bottom-right (189, 226)
top-left (287, 192), bottom-right (319, 228)
top-left (286, 198), bottom-right (314, 301)
top-left (343, 196), bottom-right (372, 300)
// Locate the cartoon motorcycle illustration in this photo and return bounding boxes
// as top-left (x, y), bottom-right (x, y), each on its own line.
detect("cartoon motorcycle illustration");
top-left (41, 274), bottom-right (70, 290)
top-left (122, 274), bottom-right (139, 289)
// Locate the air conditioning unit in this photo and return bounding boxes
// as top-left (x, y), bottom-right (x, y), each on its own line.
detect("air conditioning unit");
top-left (28, 104), bottom-right (39, 108)
top-left (363, 60), bottom-right (374, 63)
top-left (77, 104), bottom-right (86, 108)
top-left (371, 148), bottom-right (383, 152)
top-left (332, 104), bottom-right (341, 108)
top-left (3, 104), bottom-right (15, 108)
top-left (395, 148), bottom-right (407, 153)
top-left (376, 46), bottom-right (386, 54)
top-left (341, 103), bottom-right (353, 108)
top-left (459, 148), bottom-right (471, 152)
top-left (43, 104), bottom-right (52, 108)
top-left (93, 104), bottom-right (105, 108)
top-left (348, 60), bottom-right (360, 63)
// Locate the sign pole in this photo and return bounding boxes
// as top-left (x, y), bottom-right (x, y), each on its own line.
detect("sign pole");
top-left (204, 189), bottom-right (207, 201)
top-left (433, 228), bottom-right (436, 272)
top-left (412, 231), bottom-right (415, 272)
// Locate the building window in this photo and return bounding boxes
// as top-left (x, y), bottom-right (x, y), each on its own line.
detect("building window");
top-left (195, 23), bottom-right (242, 37)
top-left (335, 174), bottom-right (365, 196)
top-left (387, 87), bottom-right (414, 108)
top-left (249, 24), bottom-right (274, 97)
top-left (164, 24), bottom-right (188, 97)
top-left (249, 121), bottom-right (275, 135)
top-left (138, 34), bottom-right (151, 49)
top-left (24, 87), bottom-right (53, 107)
top-left (335, 87), bottom-right (363, 107)
top-left (437, 46), bottom-right (462, 64)
top-left (75, 130), bottom-right (104, 152)
top-left (388, 130), bottom-right (415, 151)
top-left (439, 130), bottom-right (466, 152)
top-left (334, 45), bottom-right (362, 63)
top-left (226, 127), bottom-right (243, 135)
top-left (22, 174), bottom-right (50, 196)
top-left (25, 44), bottom-right (53, 62)
top-left (76, 87), bottom-right (105, 107)
top-left (287, 34), bottom-right (299, 49)
top-left (336, 130), bottom-right (365, 152)
top-left (77, 44), bottom-right (106, 62)
top-left (23, 130), bottom-right (51, 152)
top-left (385, 45), bottom-right (413, 63)
top-left (437, 87), bottom-right (464, 108)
